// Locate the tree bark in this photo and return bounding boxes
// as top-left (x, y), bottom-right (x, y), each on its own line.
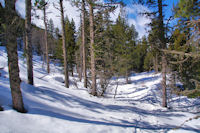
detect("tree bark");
top-left (126, 71), bottom-right (129, 84)
top-left (60, 0), bottom-right (69, 88)
top-left (162, 55), bottom-right (167, 107)
top-left (158, 0), bottom-right (167, 107)
top-left (153, 53), bottom-right (158, 73)
top-left (25, 0), bottom-right (33, 85)
top-left (5, 0), bottom-right (25, 113)
top-left (76, 50), bottom-right (82, 82)
top-left (43, 5), bottom-right (50, 73)
top-left (71, 61), bottom-right (74, 77)
top-left (82, 0), bottom-right (87, 88)
top-left (89, 1), bottom-right (97, 96)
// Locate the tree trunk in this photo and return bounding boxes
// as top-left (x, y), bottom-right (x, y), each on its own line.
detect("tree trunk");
top-left (89, 2), bottom-right (97, 96)
top-left (71, 62), bottom-right (74, 77)
top-left (158, 0), bottom-right (167, 108)
top-left (60, 0), bottom-right (69, 88)
top-left (43, 6), bottom-right (50, 73)
top-left (77, 43), bottom-right (83, 82)
top-left (25, 0), bottom-right (33, 85)
top-left (82, 0), bottom-right (87, 88)
top-left (126, 70), bottom-right (129, 84)
top-left (154, 53), bottom-right (158, 73)
top-left (5, 0), bottom-right (25, 113)
top-left (162, 55), bottom-right (167, 107)
top-left (75, 51), bottom-right (82, 82)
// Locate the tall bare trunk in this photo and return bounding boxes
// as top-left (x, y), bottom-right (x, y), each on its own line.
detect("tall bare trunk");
top-left (60, 0), bottom-right (69, 88)
top-left (5, 0), bottom-right (25, 113)
top-left (71, 61), bottom-right (74, 77)
top-left (126, 69), bottom-right (129, 84)
top-left (82, 0), bottom-right (87, 88)
top-left (153, 53), bottom-right (158, 73)
top-left (162, 55), bottom-right (167, 107)
top-left (158, 0), bottom-right (167, 107)
top-left (43, 6), bottom-right (50, 73)
top-left (25, 0), bottom-right (33, 85)
top-left (89, 2), bottom-right (96, 96)
top-left (76, 50), bottom-right (82, 81)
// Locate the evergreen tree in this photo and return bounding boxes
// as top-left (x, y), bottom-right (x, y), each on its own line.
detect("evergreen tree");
top-left (94, 7), bottom-right (115, 94)
top-left (65, 18), bottom-right (77, 77)
top-left (174, 0), bottom-right (200, 39)
top-left (88, 0), bottom-right (97, 96)
top-left (5, 0), bottom-right (26, 113)
top-left (111, 15), bottom-right (138, 84)
top-left (138, 0), bottom-right (168, 107)
top-left (59, 0), bottom-right (69, 88)
top-left (25, 0), bottom-right (34, 85)
top-left (35, 0), bottom-right (50, 73)
top-left (81, 0), bottom-right (87, 88)
top-left (48, 18), bottom-right (54, 37)
top-left (167, 0), bottom-right (200, 91)
top-left (133, 37), bottom-right (148, 72)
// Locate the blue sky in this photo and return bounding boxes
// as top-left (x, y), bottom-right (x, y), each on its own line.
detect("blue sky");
top-left (0, 0), bottom-right (180, 38)
top-left (123, 0), bottom-right (179, 18)
top-left (123, 0), bottom-right (179, 37)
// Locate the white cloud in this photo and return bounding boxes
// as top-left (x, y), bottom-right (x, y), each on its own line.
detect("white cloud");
top-left (17, 0), bottom-right (81, 31)
top-left (109, 4), bottom-right (121, 22)
top-left (1, 0), bottom-right (149, 38)
top-left (126, 4), bottom-right (151, 38)
top-left (2, 0), bottom-right (120, 32)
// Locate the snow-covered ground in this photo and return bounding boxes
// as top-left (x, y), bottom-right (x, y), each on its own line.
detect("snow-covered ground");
top-left (0, 46), bottom-right (199, 133)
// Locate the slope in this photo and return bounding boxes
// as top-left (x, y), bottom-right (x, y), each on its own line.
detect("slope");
top-left (0, 46), bottom-right (199, 133)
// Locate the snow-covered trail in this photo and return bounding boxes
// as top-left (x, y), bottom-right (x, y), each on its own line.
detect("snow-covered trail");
top-left (0, 46), bottom-right (200, 133)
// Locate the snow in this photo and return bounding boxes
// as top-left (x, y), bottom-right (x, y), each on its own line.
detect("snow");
top-left (0, 46), bottom-right (200, 133)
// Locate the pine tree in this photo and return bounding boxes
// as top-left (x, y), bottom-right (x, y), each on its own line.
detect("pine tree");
top-left (111, 14), bottom-right (138, 84)
top-left (65, 18), bottom-right (76, 77)
top-left (48, 18), bottom-right (54, 37)
top-left (59, 0), bottom-right (69, 88)
top-left (5, 0), bottom-right (26, 113)
top-left (82, 0), bottom-right (87, 88)
top-left (35, 0), bottom-right (50, 73)
top-left (174, 0), bottom-right (200, 39)
top-left (138, 0), bottom-right (168, 107)
top-left (147, 18), bottom-right (161, 73)
top-left (25, 0), bottom-right (34, 85)
top-left (134, 37), bottom-right (148, 72)
top-left (88, 0), bottom-right (97, 96)
top-left (161, 0), bottom-right (200, 92)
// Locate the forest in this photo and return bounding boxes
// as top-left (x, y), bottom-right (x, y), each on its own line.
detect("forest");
top-left (0, 0), bottom-right (200, 132)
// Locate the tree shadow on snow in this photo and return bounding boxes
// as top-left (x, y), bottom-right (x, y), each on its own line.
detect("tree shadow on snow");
top-left (21, 83), bottom-right (199, 132)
